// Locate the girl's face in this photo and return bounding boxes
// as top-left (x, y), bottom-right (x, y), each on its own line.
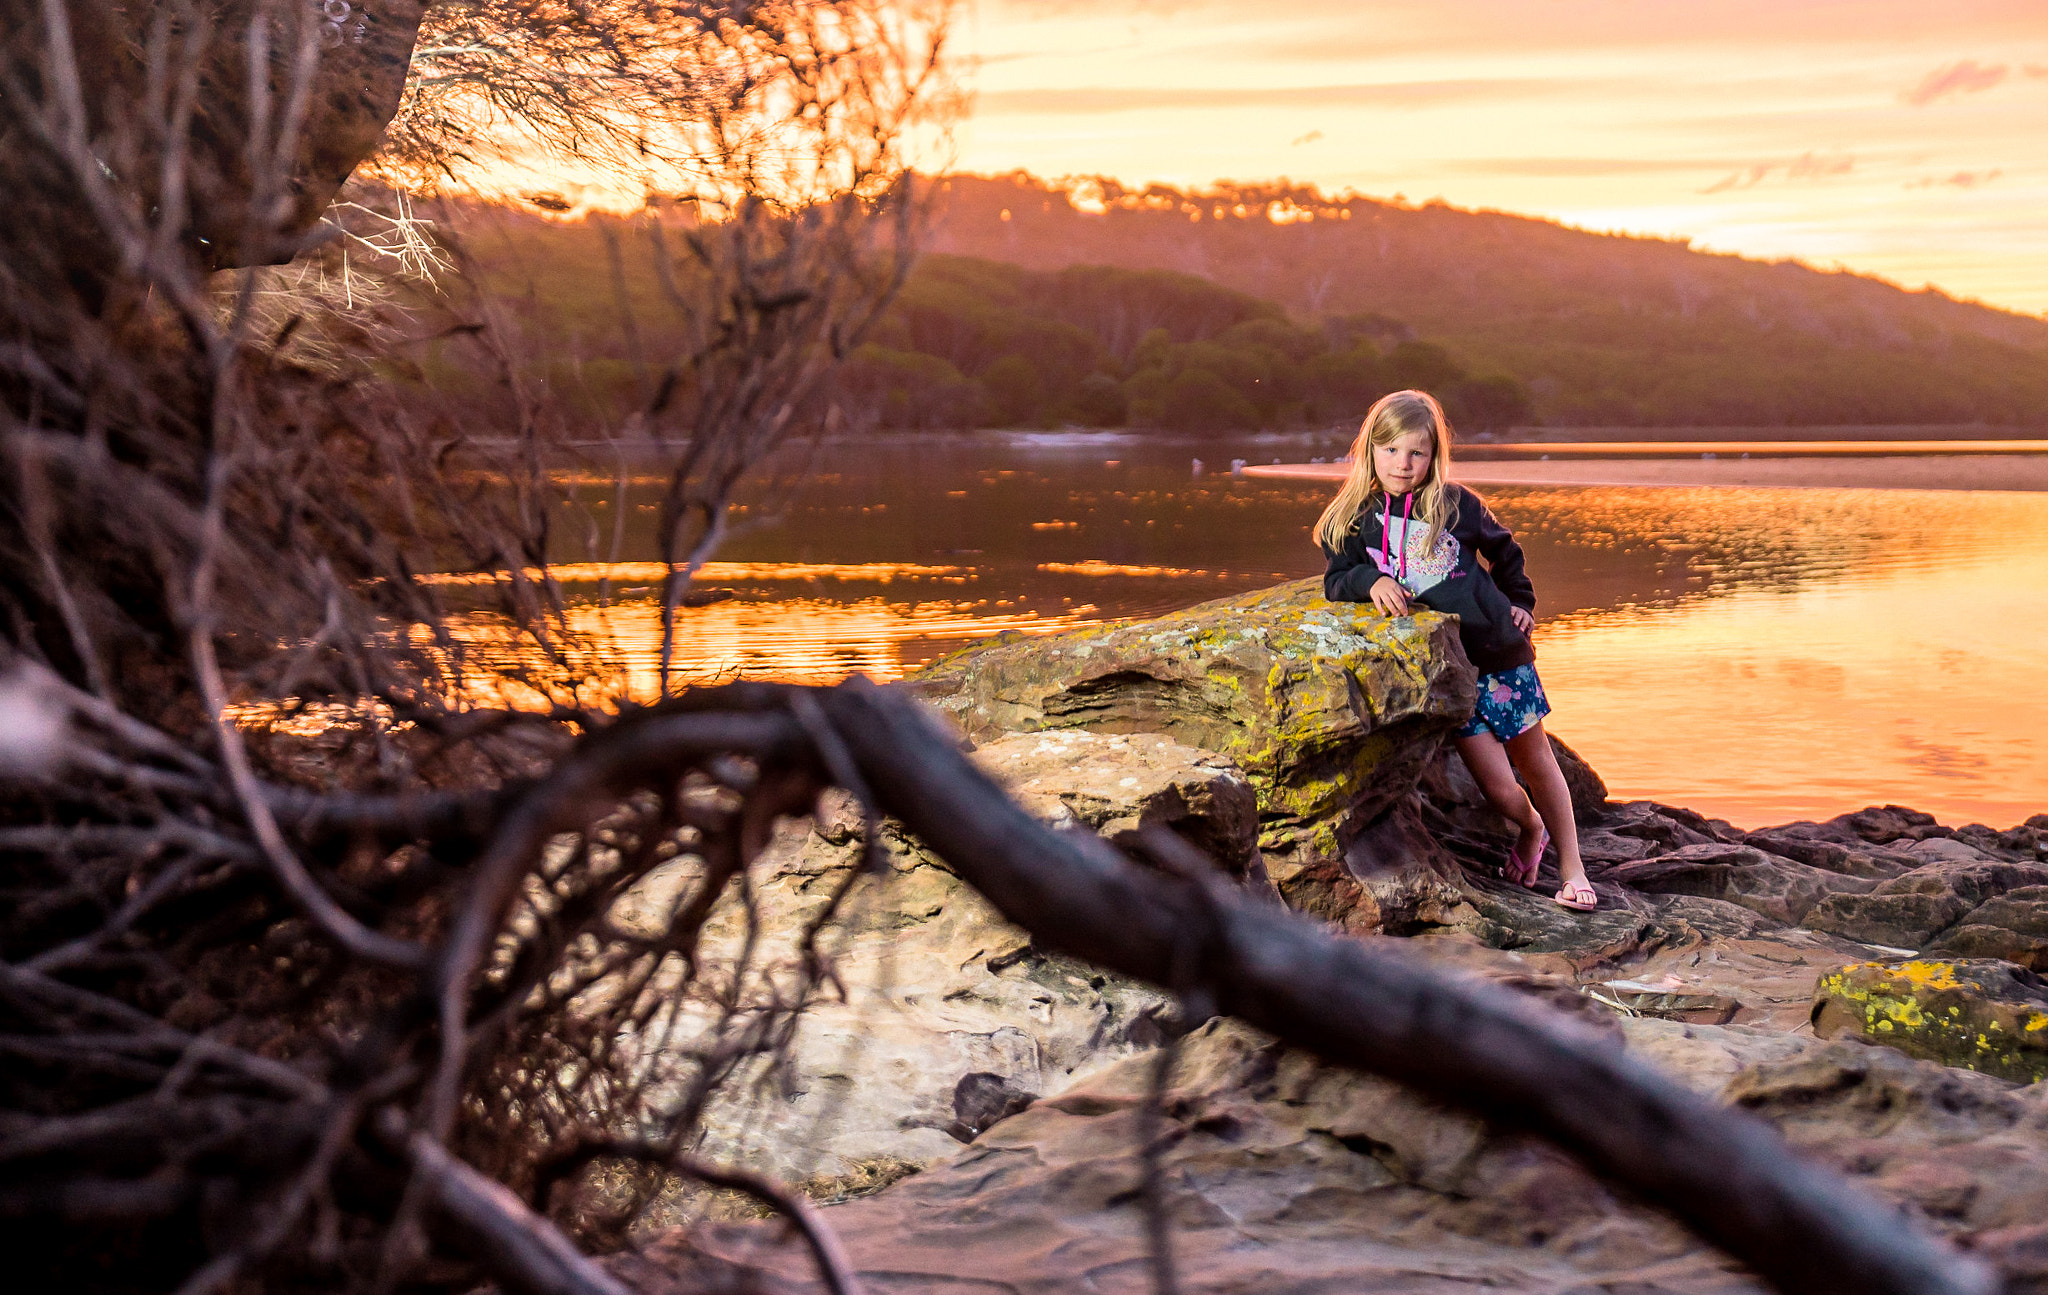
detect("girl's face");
top-left (1373, 427), bottom-right (1435, 494)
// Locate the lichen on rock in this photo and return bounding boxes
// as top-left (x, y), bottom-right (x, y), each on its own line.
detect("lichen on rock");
top-left (1811, 958), bottom-right (2048, 1083)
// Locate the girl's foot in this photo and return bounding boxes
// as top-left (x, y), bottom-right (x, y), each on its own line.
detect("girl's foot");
top-left (1504, 824), bottom-right (1548, 887)
top-left (1553, 876), bottom-right (1598, 912)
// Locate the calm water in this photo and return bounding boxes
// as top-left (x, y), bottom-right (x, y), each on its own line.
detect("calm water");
top-left (489, 432), bottom-right (2048, 830)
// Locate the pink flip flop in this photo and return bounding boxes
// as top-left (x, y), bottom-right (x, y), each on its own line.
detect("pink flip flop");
top-left (1502, 826), bottom-right (1549, 888)
top-left (1553, 878), bottom-right (1598, 912)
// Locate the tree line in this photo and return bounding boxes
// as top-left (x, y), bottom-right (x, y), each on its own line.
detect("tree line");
top-left (448, 213), bottom-right (1534, 434)
top-left (926, 173), bottom-right (2048, 428)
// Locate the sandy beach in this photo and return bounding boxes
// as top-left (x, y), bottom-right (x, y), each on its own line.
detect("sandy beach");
top-left (1245, 453), bottom-right (2048, 492)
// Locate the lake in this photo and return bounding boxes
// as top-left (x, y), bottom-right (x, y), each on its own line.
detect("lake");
top-left (495, 431), bottom-right (2048, 831)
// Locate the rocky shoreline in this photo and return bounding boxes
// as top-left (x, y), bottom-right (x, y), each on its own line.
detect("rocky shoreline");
top-left (610, 578), bottom-right (2048, 1294)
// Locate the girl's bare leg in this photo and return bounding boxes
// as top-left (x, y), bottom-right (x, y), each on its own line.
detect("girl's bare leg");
top-left (1503, 719), bottom-right (1591, 897)
top-left (1452, 731), bottom-right (1544, 868)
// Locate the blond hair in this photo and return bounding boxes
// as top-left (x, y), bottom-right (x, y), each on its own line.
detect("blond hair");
top-left (1312, 389), bottom-right (1459, 552)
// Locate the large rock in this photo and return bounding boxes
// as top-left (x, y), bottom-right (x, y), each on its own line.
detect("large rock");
top-left (614, 1019), bottom-right (2047, 1295)
top-left (613, 816), bottom-right (1167, 1187)
top-left (1811, 959), bottom-right (2048, 1083)
top-left (1806, 857), bottom-right (2048, 949)
top-left (972, 730), bottom-right (1259, 873)
top-left (1606, 843), bottom-right (1874, 926)
top-left (1930, 886), bottom-right (2048, 969)
top-left (1743, 825), bottom-right (1917, 880)
top-left (909, 577), bottom-right (1474, 858)
top-left (619, 1019), bottom-right (1731, 1294)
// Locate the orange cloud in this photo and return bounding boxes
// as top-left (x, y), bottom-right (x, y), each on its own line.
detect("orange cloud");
top-left (1906, 169), bottom-right (2004, 190)
top-left (1785, 151), bottom-right (1855, 180)
top-left (1901, 59), bottom-right (2008, 106)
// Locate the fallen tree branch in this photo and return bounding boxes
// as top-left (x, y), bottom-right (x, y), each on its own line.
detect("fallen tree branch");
top-left (807, 681), bottom-right (1996, 1295)
top-left (537, 1134), bottom-right (862, 1295)
top-left (390, 1113), bottom-right (636, 1295)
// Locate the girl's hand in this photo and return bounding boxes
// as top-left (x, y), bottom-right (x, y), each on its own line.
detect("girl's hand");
top-left (1509, 605), bottom-right (1535, 634)
top-left (1370, 576), bottom-right (1410, 617)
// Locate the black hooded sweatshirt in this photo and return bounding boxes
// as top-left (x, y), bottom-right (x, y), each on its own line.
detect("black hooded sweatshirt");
top-left (1321, 483), bottom-right (1537, 674)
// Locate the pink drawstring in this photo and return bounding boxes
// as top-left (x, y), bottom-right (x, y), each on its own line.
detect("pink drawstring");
top-left (1378, 491), bottom-right (1415, 582)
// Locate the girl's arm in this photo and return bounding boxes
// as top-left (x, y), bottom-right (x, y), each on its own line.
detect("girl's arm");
top-left (1466, 488), bottom-right (1536, 611)
top-left (1322, 525), bottom-right (1387, 602)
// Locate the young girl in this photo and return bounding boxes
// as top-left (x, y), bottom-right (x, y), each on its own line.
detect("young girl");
top-left (1315, 390), bottom-right (1596, 911)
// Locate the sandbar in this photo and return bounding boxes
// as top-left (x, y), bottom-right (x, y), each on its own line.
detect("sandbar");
top-left (1244, 454), bottom-right (2048, 492)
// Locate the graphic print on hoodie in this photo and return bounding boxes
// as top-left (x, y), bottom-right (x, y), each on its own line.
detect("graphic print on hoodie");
top-left (1321, 483), bottom-right (1537, 675)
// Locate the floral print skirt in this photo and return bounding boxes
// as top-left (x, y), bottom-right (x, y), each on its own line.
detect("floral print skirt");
top-left (1456, 662), bottom-right (1551, 742)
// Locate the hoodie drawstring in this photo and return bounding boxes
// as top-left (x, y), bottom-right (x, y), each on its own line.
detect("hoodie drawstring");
top-left (1379, 491), bottom-right (1416, 583)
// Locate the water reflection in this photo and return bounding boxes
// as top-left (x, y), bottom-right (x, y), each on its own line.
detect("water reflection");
top-left (451, 596), bottom-right (1101, 699)
top-left (438, 435), bottom-right (2048, 827)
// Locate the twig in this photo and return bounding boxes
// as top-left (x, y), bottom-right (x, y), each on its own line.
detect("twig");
top-left (539, 1134), bottom-right (863, 1295)
top-left (388, 1113), bottom-right (635, 1295)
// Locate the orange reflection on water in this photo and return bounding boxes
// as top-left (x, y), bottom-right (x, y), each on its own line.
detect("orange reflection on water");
top-left (451, 596), bottom-right (1100, 704)
top-left (1480, 440), bottom-right (2048, 458)
top-left (1036, 560), bottom-right (1294, 579)
top-left (1528, 488), bottom-right (2048, 828)
top-left (418, 560), bottom-right (967, 587)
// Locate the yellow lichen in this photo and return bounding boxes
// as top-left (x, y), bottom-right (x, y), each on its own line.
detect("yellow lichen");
top-left (1895, 961), bottom-right (1963, 990)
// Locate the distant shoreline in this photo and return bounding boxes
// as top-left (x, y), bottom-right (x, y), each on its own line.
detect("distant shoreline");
top-left (1478, 423), bottom-right (2048, 444)
top-left (1246, 454), bottom-right (2048, 492)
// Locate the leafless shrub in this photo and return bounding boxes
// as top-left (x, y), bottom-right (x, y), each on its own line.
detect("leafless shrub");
top-left (0, 2), bottom-right (952, 1291)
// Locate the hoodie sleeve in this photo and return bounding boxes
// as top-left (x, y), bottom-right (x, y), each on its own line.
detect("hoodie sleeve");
top-left (1464, 487), bottom-right (1536, 612)
top-left (1322, 517), bottom-right (1385, 602)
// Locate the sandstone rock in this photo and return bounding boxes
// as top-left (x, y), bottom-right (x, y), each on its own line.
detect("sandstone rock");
top-left (1905, 836), bottom-right (1993, 863)
top-left (908, 577), bottom-right (1474, 857)
top-left (1586, 981), bottom-right (1748, 1025)
top-left (1728, 1036), bottom-right (2030, 1146)
top-left (1743, 824), bottom-right (1916, 880)
top-left (1650, 893), bottom-right (1788, 941)
top-left (1929, 886), bottom-right (2048, 969)
top-left (1811, 960), bottom-right (2048, 1083)
top-left (1806, 857), bottom-right (2048, 949)
top-left (1265, 797), bottom-right (1470, 935)
top-left (619, 1019), bottom-right (1740, 1295)
top-left (614, 817), bottom-right (1167, 1186)
top-left (1726, 1040), bottom-right (2048, 1245)
top-left (615, 1016), bottom-right (2048, 1295)
top-left (1616, 1017), bottom-right (1818, 1094)
top-left (1451, 874), bottom-right (1666, 968)
top-left (971, 730), bottom-right (1259, 872)
top-left (1830, 804), bottom-right (1945, 844)
top-left (1606, 843), bottom-right (1873, 926)
top-left (1600, 800), bottom-right (1742, 852)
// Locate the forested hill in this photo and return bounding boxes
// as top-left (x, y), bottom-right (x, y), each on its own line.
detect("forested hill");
top-left (927, 173), bottom-right (2048, 428)
top-left (443, 206), bottom-right (1534, 434)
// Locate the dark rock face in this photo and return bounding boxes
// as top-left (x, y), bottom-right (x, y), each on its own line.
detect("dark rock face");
top-left (1744, 825), bottom-right (1917, 880)
top-left (1607, 843), bottom-right (1874, 926)
top-left (1931, 887), bottom-right (2048, 968)
top-left (1808, 857), bottom-right (2048, 949)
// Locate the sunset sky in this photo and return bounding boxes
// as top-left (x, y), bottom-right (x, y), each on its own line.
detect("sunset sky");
top-left (951, 0), bottom-right (2048, 316)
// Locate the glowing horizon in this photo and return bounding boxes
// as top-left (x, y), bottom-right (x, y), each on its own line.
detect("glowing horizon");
top-left (951, 0), bottom-right (2048, 318)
